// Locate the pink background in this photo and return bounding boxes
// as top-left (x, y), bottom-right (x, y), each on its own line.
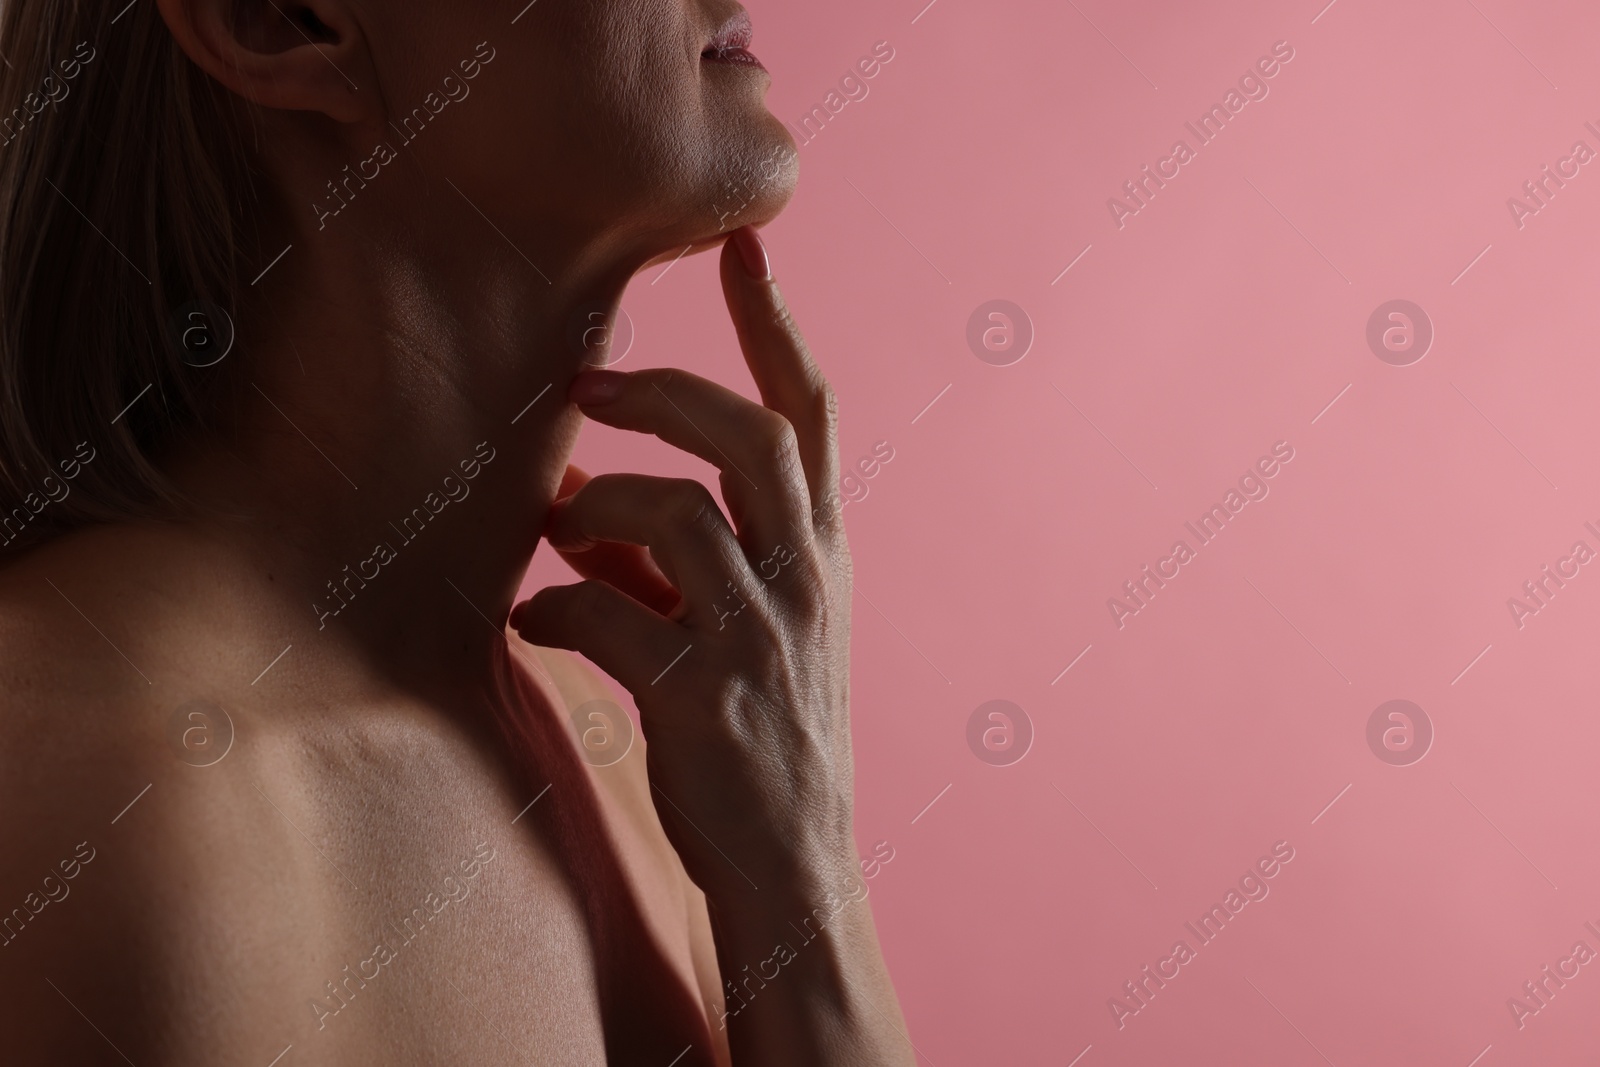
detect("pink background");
top-left (522, 1), bottom-right (1600, 1063)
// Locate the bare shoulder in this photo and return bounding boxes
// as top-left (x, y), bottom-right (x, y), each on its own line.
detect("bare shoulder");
top-left (520, 641), bottom-right (655, 808)
top-left (0, 537), bottom-right (268, 1064)
top-left (0, 529), bottom-right (177, 793)
top-left (516, 640), bottom-right (729, 1046)
top-left (0, 537), bottom-right (170, 813)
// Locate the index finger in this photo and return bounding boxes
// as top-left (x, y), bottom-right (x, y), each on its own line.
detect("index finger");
top-left (721, 226), bottom-right (842, 534)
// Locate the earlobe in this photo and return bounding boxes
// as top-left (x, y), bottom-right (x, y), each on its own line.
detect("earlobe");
top-left (156, 0), bottom-right (376, 123)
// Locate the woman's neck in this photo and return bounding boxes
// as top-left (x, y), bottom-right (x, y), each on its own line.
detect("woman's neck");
top-left (165, 220), bottom-right (631, 692)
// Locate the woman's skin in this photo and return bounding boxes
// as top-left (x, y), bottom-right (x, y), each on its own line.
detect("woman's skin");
top-left (0, 0), bottom-right (912, 1064)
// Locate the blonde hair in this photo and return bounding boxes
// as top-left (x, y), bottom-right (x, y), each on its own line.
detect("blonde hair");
top-left (0, 0), bottom-right (255, 550)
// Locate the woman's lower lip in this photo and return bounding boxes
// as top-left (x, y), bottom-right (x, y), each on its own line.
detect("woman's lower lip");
top-left (702, 48), bottom-right (766, 72)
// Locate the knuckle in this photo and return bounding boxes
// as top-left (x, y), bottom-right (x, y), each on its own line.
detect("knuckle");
top-left (759, 417), bottom-right (805, 488)
top-left (782, 542), bottom-right (828, 588)
top-left (636, 368), bottom-right (680, 408)
top-left (757, 543), bottom-right (833, 618)
top-left (793, 557), bottom-right (837, 615)
top-left (814, 381), bottom-right (839, 424)
top-left (757, 412), bottom-right (799, 460)
top-left (705, 669), bottom-right (748, 714)
top-left (662, 479), bottom-right (717, 528)
top-left (568, 580), bottom-right (611, 625)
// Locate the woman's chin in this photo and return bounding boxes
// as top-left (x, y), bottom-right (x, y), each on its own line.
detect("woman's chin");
top-left (635, 229), bottom-right (742, 274)
top-left (636, 189), bottom-right (795, 273)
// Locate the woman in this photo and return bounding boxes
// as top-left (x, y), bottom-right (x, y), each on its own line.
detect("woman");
top-left (0, 0), bottom-right (912, 1063)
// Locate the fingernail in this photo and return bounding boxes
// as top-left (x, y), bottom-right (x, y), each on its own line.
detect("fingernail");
top-left (569, 369), bottom-right (627, 405)
top-left (732, 225), bottom-right (771, 281)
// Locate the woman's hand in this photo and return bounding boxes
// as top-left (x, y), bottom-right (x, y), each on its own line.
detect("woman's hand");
top-left (510, 227), bottom-right (912, 1066)
top-left (512, 224), bottom-right (853, 900)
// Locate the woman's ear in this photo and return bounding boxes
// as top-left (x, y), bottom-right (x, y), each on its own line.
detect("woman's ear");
top-left (156, 0), bottom-right (378, 123)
